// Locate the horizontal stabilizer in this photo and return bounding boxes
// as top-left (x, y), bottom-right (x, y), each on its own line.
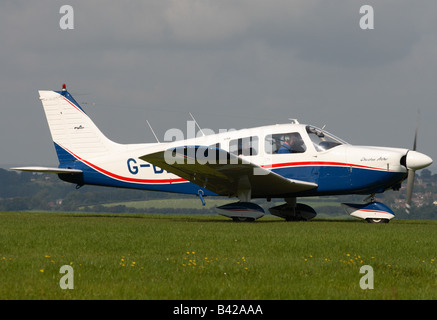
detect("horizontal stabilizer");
top-left (11, 166), bottom-right (83, 174)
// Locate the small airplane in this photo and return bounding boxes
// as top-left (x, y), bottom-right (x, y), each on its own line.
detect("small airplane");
top-left (12, 84), bottom-right (433, 223)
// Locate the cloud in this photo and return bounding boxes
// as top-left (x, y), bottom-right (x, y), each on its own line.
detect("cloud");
top-left (164, 0), bottom-right (248, 43)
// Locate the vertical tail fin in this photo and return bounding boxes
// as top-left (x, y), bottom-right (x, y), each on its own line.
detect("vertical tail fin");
top-left (39, 86), bottom-right (121, 163)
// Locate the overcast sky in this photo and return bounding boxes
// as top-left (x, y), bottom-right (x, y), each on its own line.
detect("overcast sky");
top-left (1, 0), bottom-right (436, 172)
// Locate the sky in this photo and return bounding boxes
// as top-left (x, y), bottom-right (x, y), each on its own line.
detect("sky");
top-left (1, 0), bottom-right (436, 172)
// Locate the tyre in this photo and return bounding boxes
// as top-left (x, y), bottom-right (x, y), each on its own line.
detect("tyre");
top-left (366, 218), bottom-right (389, 223)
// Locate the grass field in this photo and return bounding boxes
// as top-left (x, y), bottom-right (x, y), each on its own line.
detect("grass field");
top-left (0, 211), bottom-right (436, 300)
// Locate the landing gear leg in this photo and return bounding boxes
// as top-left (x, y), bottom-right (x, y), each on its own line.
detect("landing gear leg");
top-left (284, 197), bottom-right (297, 221)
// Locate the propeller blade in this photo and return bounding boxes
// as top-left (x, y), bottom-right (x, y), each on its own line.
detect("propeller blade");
top-left (412, 109), bottom-right (420, 151)
top-left (405, 110), bottom-right (420, 214)
top-left (412, 123), bottom-right (418, 151)
top-left (405, 169), bottom-right (415, 214)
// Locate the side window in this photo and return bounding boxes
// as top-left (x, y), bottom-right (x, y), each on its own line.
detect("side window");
top-left (265, 132), bottom-right (306, 154)
top-left (229, 136), bottom-right (259, 156)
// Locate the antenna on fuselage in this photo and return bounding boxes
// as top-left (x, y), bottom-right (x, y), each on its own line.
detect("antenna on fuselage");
top-left (146, 120), bottom-right (160, 143)
top-left (189, 112), bottom-right (205, 136)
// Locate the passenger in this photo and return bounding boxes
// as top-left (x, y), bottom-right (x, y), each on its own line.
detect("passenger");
top-left (277, 134), bottom-right (293, 153)
top-left (277, 134), bottom-right (305, 154)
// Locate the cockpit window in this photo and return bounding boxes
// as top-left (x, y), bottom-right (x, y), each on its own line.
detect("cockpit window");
top-left (306, 125), bottom-right (347, 152)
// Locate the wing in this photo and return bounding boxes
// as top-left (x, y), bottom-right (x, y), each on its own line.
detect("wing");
top-left (140, 146), bottom-right (317, 198)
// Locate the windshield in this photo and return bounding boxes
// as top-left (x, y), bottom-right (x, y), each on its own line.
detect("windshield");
top-left (306, 125), bottom-right (348, 152)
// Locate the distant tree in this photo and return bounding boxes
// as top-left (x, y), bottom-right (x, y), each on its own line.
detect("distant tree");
top-left (420, 169), bottom-right (432, 179)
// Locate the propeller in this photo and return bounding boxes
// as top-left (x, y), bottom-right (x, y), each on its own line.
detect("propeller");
top-left (404, 111), bottom-right (433, 213)
top-left (405, 120), bottom-right (418, 213)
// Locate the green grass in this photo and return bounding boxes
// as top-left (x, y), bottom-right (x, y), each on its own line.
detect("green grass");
top-left (100, 198), bottom-right (231, 209)
top-left (0, 212), bottom-right (436, 299)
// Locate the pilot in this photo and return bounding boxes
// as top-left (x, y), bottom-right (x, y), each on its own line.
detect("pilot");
top-left (277, 133), bottom-right (304, 154)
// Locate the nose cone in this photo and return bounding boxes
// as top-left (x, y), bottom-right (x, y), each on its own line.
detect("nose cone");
top-left (406, 151), bottom-right (433, 170)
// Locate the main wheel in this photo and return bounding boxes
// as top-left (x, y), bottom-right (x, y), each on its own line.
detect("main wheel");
top-left (366, 218), bottom-right (389, 223)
